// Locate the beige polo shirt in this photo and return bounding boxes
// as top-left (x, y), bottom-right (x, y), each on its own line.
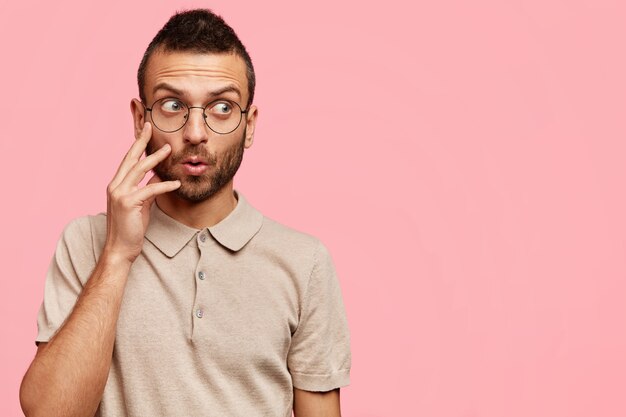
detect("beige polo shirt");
top-left (36, 190), bottom-right (351, 417)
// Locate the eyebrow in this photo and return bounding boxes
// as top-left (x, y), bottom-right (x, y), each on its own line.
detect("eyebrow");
top-left (152, 82), bottom-right (242, 100)
top-left (210, 85), bottom-right (242, 100)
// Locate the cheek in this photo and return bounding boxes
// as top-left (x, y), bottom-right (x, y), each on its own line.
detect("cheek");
top-left (146, 134), bottom-right (174, 155)
top-left (207, 138), bottom-right (234, 155)
top-left (145, 140), bottom-right (157, 156)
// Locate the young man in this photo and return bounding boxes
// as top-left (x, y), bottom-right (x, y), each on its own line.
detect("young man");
top-left (20, 9), bottom-right (351, 417)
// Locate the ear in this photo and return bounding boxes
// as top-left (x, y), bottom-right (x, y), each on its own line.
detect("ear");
top-left (130, 98), bottom-right (147, 139)
top-left (243, 104), bottom-right (258, 149)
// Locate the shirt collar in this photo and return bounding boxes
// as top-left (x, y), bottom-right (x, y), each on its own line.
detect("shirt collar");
top-left (144, 190), bottom-right (264, 258)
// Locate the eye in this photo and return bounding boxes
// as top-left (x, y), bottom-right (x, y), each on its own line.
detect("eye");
top-left (159, 99), bottom-right (185, 113)
top-left (209, 101), bottom-right (233, 115)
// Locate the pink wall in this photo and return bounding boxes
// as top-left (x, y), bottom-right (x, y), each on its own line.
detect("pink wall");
top-left (2, 1), bottom-right (626, 416)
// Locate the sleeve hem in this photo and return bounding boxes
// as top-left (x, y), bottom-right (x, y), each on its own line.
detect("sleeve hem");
top-left (35, 331), bottom-right (53, 345)
top-left (291, 368), bottom-right (351, 392)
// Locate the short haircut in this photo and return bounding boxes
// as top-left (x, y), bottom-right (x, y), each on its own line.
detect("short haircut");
top-left (137, 9), bottom-right (255, 107)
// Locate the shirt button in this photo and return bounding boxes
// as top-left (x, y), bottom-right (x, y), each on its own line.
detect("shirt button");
top-left (199, 233), bottom-right (207, 243)
top-left (198, 271), bottom-right (205, 280)
top-left (195, 309), bottom-right (204, 318)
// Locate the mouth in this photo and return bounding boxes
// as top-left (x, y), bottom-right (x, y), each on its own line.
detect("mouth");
top-left (182, 156), bottom-right (209, 165)
top-left (181, 157), bottom-right (210, 176)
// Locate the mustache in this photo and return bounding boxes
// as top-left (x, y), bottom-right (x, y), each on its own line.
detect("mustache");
top-left (168, 147), bottom-right (218, 165)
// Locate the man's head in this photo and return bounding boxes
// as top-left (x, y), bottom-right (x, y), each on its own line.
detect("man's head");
top-left (131, 9), bottom-right (258, 203)
top-left (137, 9), bottom-right (255, 109)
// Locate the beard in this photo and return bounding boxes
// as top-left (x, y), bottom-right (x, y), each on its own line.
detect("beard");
top-left (146, 129), bottom-right (246, 203)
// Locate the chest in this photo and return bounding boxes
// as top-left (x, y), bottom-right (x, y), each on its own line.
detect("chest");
top-left (114, 243), bottom-right (301, 369)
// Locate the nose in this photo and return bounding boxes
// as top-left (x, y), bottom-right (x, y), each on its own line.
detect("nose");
top-left (182, 107), bottom-right (210, 145)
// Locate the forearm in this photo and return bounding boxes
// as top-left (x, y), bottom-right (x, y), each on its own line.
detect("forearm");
top-left (293, 388), bottom-right (342, 417)
top-left (20, 250), bottom-right (132, 417)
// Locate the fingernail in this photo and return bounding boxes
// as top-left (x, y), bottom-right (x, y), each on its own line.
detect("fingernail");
top-left (163, 144), bottom-right (170, 151)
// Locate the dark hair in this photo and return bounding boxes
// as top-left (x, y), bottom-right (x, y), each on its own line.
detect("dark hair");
top-left (137, 9), bottom-right (255, 107)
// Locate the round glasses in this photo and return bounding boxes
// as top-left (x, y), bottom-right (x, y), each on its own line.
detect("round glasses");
top-left (144, 97), bottom-right (248, 134)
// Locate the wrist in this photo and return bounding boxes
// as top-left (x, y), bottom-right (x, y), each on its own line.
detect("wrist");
top-left (100, 246), bottom-right (136, 269)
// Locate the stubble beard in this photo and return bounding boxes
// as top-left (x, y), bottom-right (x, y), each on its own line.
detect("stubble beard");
top-left (146, 129), bottom-right (246, 203)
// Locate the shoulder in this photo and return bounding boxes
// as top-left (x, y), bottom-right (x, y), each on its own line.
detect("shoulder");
top-left (57, 212), bottom-right (107, 258)
top-left (260, 215), bottom-right (323, 247)
top-left (48, 212), bottom-right (106, 285)
top-left (256, 215), bottom-right (332, 264)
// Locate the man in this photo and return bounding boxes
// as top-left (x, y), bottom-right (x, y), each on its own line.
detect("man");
top-left (20, 9), bottom-right (351, 417)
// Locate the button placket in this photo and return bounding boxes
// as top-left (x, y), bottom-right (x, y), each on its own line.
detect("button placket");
top-left (192, 229), bottom-right (211, 340)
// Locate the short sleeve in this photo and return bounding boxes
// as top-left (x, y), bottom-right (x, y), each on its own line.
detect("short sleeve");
top-left (36, 216), bottom-right (97, 344)
top-left (287, 241), bottom-right (351, 392)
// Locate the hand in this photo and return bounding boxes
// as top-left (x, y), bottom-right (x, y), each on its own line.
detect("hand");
top-left (103, 122), bottom-right (181, 264)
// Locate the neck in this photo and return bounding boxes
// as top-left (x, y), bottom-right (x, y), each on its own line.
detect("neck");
top-left (155, 181), bottom-right (238, 229)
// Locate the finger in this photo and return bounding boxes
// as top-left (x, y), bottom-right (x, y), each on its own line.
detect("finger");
top-left (143, 174), bottom-right (168, 207)
top-left (132, 180), bottom-right (181, 203)
top-left (143, 174), bottom-right (163, 207)
top-left (110, 123), bottom-right (153, 189)
top-left (144, 174), bottom-right (163, 206)
top-left (111, 122), bottom-right (152, 187)
top-left (118, 143), bottom-right (172, 190)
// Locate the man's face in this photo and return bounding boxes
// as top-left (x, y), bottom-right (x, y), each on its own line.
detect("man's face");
top-left (131, 50), bottom-right (257, 202)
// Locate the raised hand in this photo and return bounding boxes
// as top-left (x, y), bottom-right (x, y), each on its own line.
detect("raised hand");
top-left (104, 122), bottom-right (181, 263)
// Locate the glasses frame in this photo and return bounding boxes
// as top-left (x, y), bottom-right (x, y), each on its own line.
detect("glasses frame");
top-left (143, 97), bottom-right (249, 135)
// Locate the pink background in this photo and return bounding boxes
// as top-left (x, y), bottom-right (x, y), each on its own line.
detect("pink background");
top-left (2, 1), bottom-right (626, 416)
